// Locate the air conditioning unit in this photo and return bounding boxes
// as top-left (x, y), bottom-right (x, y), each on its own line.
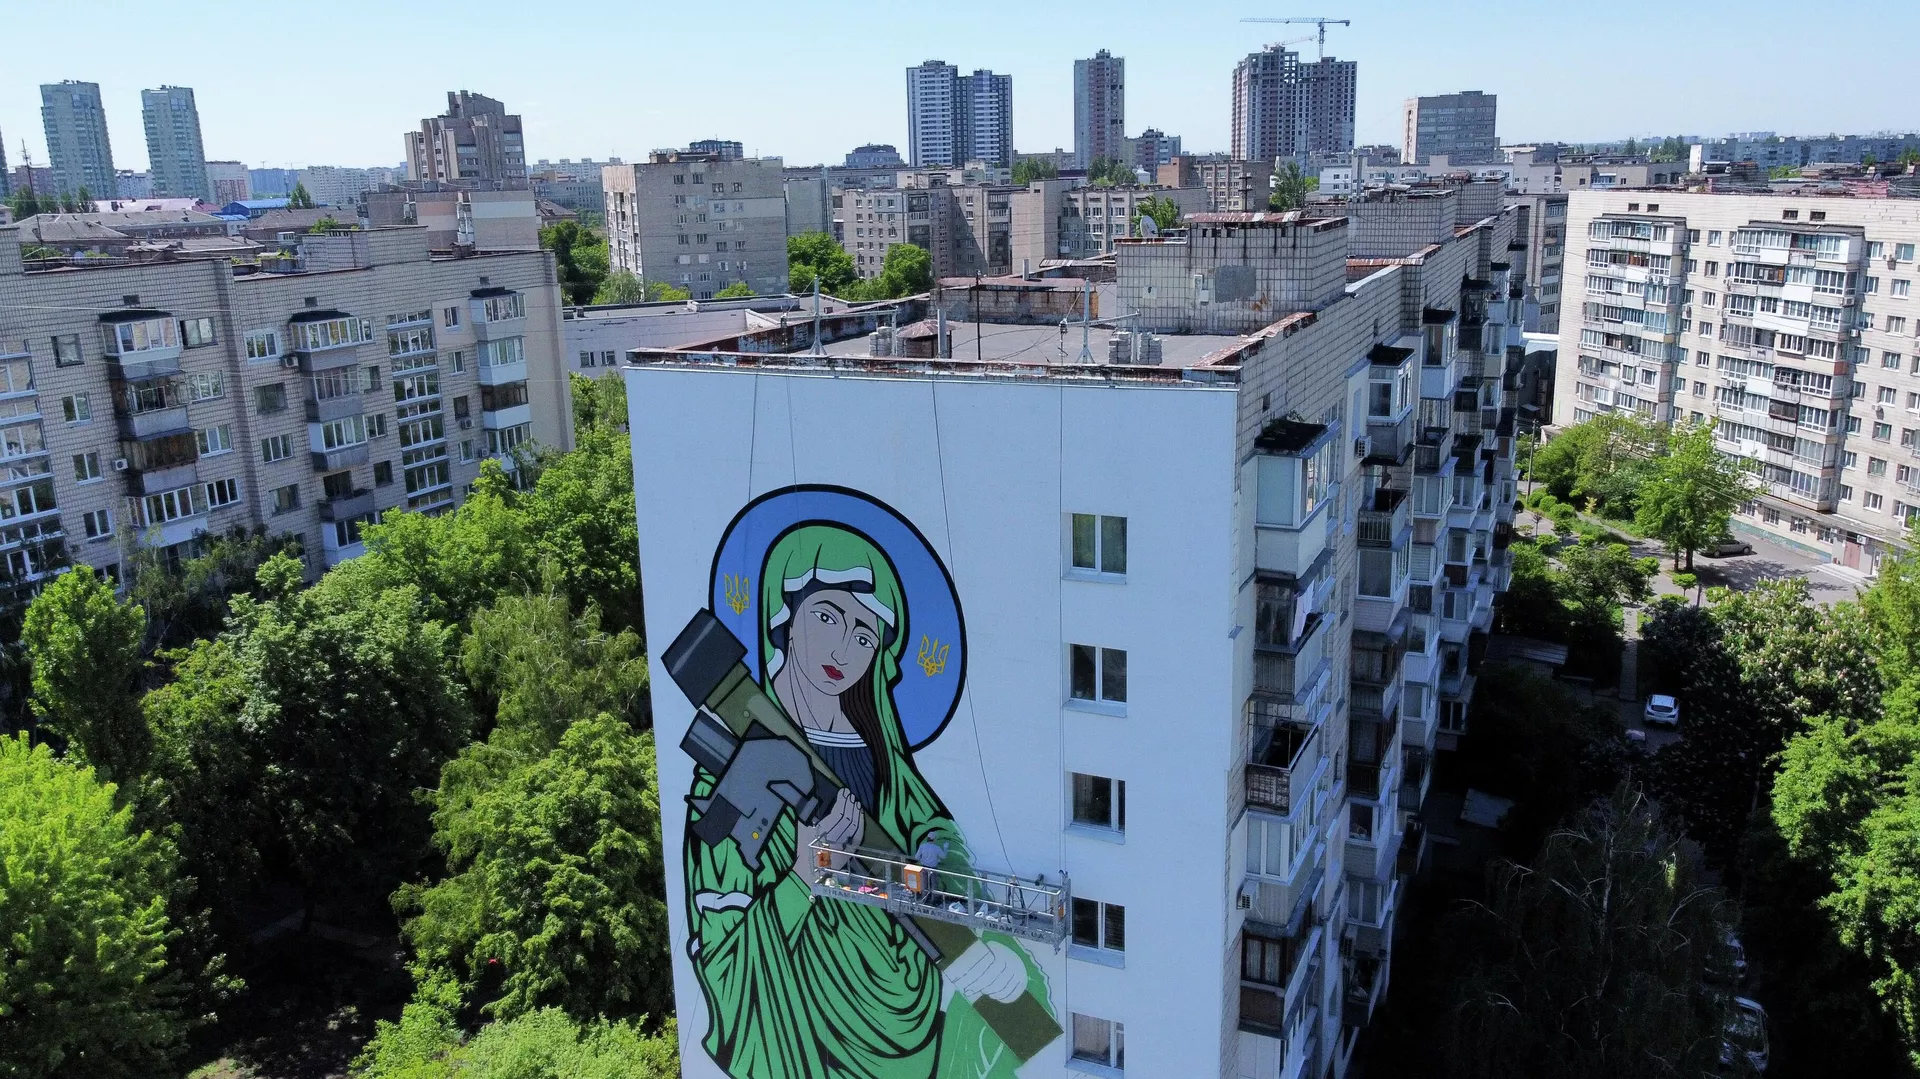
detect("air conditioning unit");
top-left (1237, 881), bottom-right (1256, 911)
top-left (279, 354), bottom-right (299, 370)
top-left (459, 418), bottom-right (473, 429)
top-left (1354, 435), bottom-right (1372, 459)
top-left (111, 457), bottom-right (129, 471)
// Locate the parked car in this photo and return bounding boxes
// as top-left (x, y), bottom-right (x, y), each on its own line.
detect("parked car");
top-left (1706, 536), bottom-right (1754, 557)
top-left (1720, 997), bottom-right (1770, 1073)
top-left (1644, 694), bottom-right (1681, 728)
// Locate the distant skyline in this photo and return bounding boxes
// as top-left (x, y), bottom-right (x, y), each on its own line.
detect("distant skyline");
top-left (2, 0), bottom-right (1914, 176)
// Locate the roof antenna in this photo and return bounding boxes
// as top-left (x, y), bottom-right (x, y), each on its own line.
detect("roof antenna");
top-left (810, 276), bottom-right (825, 359)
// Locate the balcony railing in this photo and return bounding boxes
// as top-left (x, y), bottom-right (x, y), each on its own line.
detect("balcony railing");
top-left (1357, 488), bottom-right (1410, 548)
top-left (808, 838), bottom-right (1067, 944)
top-left (1246, 710), bottom-right (1322, 815)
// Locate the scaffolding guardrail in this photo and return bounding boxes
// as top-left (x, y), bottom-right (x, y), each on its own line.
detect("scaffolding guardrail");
top-left (808, 839), bottom-right (1069, 946)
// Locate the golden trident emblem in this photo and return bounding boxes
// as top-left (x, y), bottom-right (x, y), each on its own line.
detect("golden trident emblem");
top-left (723, 574), bottom-right (751, 615)
top-left (917, 635), bottom-right (949, 677)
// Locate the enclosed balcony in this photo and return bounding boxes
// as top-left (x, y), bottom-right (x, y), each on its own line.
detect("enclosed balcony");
top-left (114, 380), bottom-right (190, 442)
top-left (1252, 419), bottom-right (1339, 578)
top-left (1246, 706), bottom-right (1323, 816)
top-left (101, 311), bottom-right (183, 380)
top-left (1239, 925), bottom-right (1322, 1046)
top-left (1254, 615), bottom-right (1329, 704)
top-left (288, 312), bottom-right (374, 372)
top-left (470, 288), bottom-right (528, 342)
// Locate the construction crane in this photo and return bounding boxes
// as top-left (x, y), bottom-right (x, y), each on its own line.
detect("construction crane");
top-left (1240, 16), bottom-right (1351, 59)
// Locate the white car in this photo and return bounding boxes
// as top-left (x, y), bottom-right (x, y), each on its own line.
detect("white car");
top-left (1644, 694), bottom-right (1680, 728)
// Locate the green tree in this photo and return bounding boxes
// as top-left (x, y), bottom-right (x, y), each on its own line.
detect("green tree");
top-left (1769, 164), bottom-right (1802, 180)
top-left (1623, 137), bottom-right (1641, 156)
top-left (308, 214), bottom-right (344, 233)
top-left (288, 182), bottom-right (315, 209)
top-left (1129, 195), bottom-right (1182, 234)
top-left (1634, 420), bottom-right (1757, 569)
top-left (642, 280), bottom-right (690, 303)
top-left (1557, 538), bottom-right (1656, 618)
top-left (355, 985), bottom-right (678, 1079)
top-left (0, 734), bottom-right (185, 1079)
top-left (230, 553), bottom-right (472, 910)
top-left (714, 281), bottom-right (754, 299)
top-left (1085, 156), bottom-right (1135, 186)
top-left (587, 270), bottom-right (644, 305)
top-left (21, 565), bottom-right (148, 786)
top-left (1900, 147), bottom-right (1920, 169)
top-left (523, 407), bottom-right (643, 634)
top-left (542, 222), bottom-right (609, 305)
top-left (1267, 160), bottom-right (1315, 211)
top-left (335, 462), bottom-right (538, 625)
top-left (127, 525), bottom-right (301, 652)
top-left (1446, 786), bottom-right (1735, 1079)
top-left (1530, 413), bottom-right (1665, 516)
top-left (1011, 158), bottom-right (1059, 185)
top-left (787, 230), bottom-right (857, 295)
top-left (848, 241), bottom-right (933, 301)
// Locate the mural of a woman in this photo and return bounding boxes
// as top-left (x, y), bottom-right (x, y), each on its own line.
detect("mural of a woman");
top-left (683, 522), bottom-right (1052, 1079)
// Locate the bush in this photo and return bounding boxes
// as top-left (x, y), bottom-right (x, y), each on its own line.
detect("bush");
top-left (1672, 572), bottom-right (1699, 592)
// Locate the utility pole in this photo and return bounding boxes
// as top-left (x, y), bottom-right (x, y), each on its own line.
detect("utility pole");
top-left (810, 277), bottom-right (824, 358)
top-left (1078, 280), bottom-right (1093, 363)
top-left (973, 274), bottom-right (983, 363)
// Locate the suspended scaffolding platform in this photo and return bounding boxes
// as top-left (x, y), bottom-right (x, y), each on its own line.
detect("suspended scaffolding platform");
top-left (808, 839), bottom-right (1070, 946)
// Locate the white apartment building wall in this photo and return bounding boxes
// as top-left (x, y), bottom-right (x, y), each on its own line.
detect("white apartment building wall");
top-left (1555, 190), bottom-right (1920, 571)
top-left (295, 166), bottom-right (377, 208)
top-left (603, 156), bottom-right (790, 299)
top-left (1401, 91), bottom-right (1498, 166)
top-left (0, 224), bottom-right (569, 586)
top-left (625, 198), bottom-right (1526, 1079)
top-left (207, 161), bottom-right (251, 205)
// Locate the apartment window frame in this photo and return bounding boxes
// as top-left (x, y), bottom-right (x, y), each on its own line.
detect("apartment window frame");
top-left (1070, 897), bottom-right (1126, 965)
top-left (72, 451), bottom-right (102, 484)
top-left (1069, 1013), bottom-right (1125, 1073)
top-left (1069, 772), bottom-right (1126, 835)
top-left (261, 434), bottom-right (293, 463)
top-left (51, 334), bottom-right (83, 368)
top-left (59, 393), bottom-right (90, 424)
top-left (1068, 512), bottom-right (1128, 577)
top-left (81, 508), bottom-right (112, 540)
top-left (1068, 644), bottom-right (1127, 710)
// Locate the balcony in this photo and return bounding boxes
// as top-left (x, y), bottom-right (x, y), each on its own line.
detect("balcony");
top-left (476, 354), bottom-right (528, 387)
top-left (1346, 806), bottom-right (1402, 883)
top-left (318, 488), bottom-right (376, 522)
top-left (305, 393), bottom-right (365, 423)
top-left (117, 404), bottom-right (191, 441)
top-left (481, 402), bottom-right (533, 430)
top-left (1419, 357), bottom-right (1458, 400)
top-left (310, 444), bottom-right (370, 472)
top-left (1400, 745), bottom-right (1432, 812)
top-left (1255, 501), bottom-right (1335, 580)
top-left (108, 351), bottom-right (182, 382)
top-left (126, 461), bottom-right (198, 496)
top-left (1254, 619), bottom-right (1329, 704)
top-left (1246, 713), bottom-right (1323, 816)
top-left (471, 312), bottom-right (527, 343)
top-left (1363, 412), bottom-right (1413, 464)
top-left (1357, 488), bottom-right (1410, 548)
top-left (1346, 879), bottom-right (1398, 959)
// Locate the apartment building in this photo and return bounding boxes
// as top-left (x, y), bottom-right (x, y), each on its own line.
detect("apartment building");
top-left (1401, 91), bottom-right (1498, 166)
top-left (405, 91), bottom-right (525, 184)
top-left (206, 161), bottom-right (250, 205)
top-left (1554, 190), bottom-right (1920, 572)
top-left (1160, 155), bottom-right (1279, 213)
top-left (845, 143), bottom-right (904, 169)
top-left (603, 151), bottom-right (790, 299)
top-left (141, 86), bottom-right (210, 203)
top-left (1231, 46), bottom-right (1356, 163)
top-left (1503, 192), bottom-right (1568, 332)
top-left (40, 81), bottom-right (117, 199)
top-left (1132, 128), bottom-right (1182, 171)
top-left (906, 60), bottom-right (1015, 168)
top-left (1074, 50), bottom-right (1127, 168)
top-left (832, 175), bottom-right (1013, 280)
top-left (1059, 185), bottom-right (1211, 255)
top-left (0, 223), bottom-right (570, 593)
top-left (626, 189), bottom-right (1525, 1079)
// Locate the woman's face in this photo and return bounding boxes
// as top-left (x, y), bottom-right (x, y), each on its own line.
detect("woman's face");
top-left (786, 588), bottom-right (883, 699)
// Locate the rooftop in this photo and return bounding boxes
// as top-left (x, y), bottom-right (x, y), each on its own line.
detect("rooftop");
top-left (819, 321), bottom-right (1247, 367)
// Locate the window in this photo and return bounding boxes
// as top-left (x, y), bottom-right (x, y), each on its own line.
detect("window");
top-left (254, 383), bottom-right (287, 414)
top-left (1890, 316), bottom-right (1910, 335)
top-left (1070, 1014), bottom-right (1123, 1071)
top-left (180, 317), bottom-right (216, 348)
top-left (60, 393), bottom-right (90, 423)
top-left (1709, 230), bottom-right (1722, 246)
top-left (52, 334), bottom-right (83, 367)
top-left (244, 330), bottom-right (279, 361)
top-left (204, 477), bottom-right (240, 508)
top-left (1866, 492), bottom-right (1885, 511)
top-left (138, 485), bottom-right (203, 526)
top-left (442, 306), bottom-right (460, 328)
top-left (1898, 281), bottom-right (1913, 299)
top-left (602, 350), bottom-right (615, 366)
top-left (103, 318), bottom-right (178, 356)
top-left (1887, 352), bottom-right (1905, 370)
top-left (1870, 457), bottom-right (1888, 476)
top-left (388, 325), bottom-right (434, 357)
top-left (73, 452), bottom-right (101, 483)
top-left (479, 336), bottom-right (524, 368)
top-left (1901, 244), bottom-right (1917, 262)
top-left (394, 371), bottom-right (440, 402)
top-left (1844, 451), bottom-right (1859, 469)
top-left (368, 413), bottom-right (388, 438)
top-left (270, 483), bottom-right (299, 515)
top-left (1070, 513), bottom-right (1127, 574)
top-left (1875, 422), bottom-right (1894, 441)
top-left (579, 350), bottom-right (594, 368)
top-left (1070, 772), bottom-right (1125, 831)
top-left (461, 439), bottom-right (476, 462)
top-left (197, 424), bottom-right (233, 456)
top-left (1881, 387), bottom-right (1899, 404)
top-left (289, 316), bottom-right (372, 352)
top-left (188, 371), bottom-right (225, 401)
top-left (374, 460), bottom-right (393, 486)
top-left (484, 423), bottom-right (532, 456)
top-left (446, 349), bottom-right (466, 373)
top-left (320, 415), bottom-right (369, 450)
top-left (1071, 898), bottom-right (1125, 955)
top-left (1069, 645), bottom-right (1126, 704)
top-left (261, 434), bottom-right (293, 462)
top-left (479, 292), bottom-right (524, 322)
top-left (479, 381), bottom-right (529, 411)
top-left (81, 509), bottom-right (112, 540)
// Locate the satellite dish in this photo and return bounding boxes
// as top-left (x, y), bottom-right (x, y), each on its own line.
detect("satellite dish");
top-left (1140, 215), bottom-right (1160, 238)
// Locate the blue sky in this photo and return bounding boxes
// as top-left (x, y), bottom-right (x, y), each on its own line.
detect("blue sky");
top-left (2, 0), bottom-right (1912, 174)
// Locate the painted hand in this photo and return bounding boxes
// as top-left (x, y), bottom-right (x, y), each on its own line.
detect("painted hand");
top-left (945, 938), bottom-right (1027, 1004)
top-left (794, 787), bottom-right (864, 877)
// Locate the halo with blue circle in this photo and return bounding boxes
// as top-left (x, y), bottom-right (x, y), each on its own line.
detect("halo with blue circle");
top-left (708, 485), bottom-right (967, 751)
